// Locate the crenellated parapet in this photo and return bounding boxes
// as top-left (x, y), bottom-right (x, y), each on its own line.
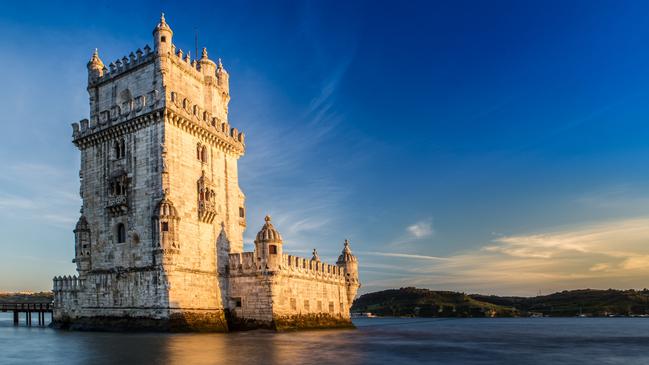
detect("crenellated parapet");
top-left (228, 217), bottom-right (358, 289)
top-left (73, 13), bottom-right (243, 155)
top-left (88, 45), bottom-right (154, 87)
top-left (280, 254), bottom-right (347, 282)
top-left (53, 275), bottom-right (85, 292)
top-left (52, 276), bottom-right (84, 315)
top-left (227, 252), bottom-right (346, 283)
top-left (71, 109), bottom-right (163, 149)
top-left (165, 107), bottom-right (244, 155)
top-left (228, 251), bottom-right (256, 271)
top-left (163, 46), bottom-right (228, 88)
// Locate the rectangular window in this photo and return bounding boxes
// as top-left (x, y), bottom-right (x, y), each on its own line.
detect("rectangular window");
top-left (317, 301), bottom-right (323, 312)
top-left (231, 297), bottom-right (242, 308)
top-left (161, 222), bottom-right (169, 232)
top-left (269, 245), bottom-right (277, 254)
top-left (329, 302), bottom-right (334, 313)
top-left (290, 298), bottom-right (297, 310)
top-left (239, 207), bottom-right (245, 218)
top-left (304, 300), bottom-right (310, 311)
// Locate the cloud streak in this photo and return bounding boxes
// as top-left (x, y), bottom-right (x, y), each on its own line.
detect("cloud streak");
top-left (360, 217), bottom-right (649, 295)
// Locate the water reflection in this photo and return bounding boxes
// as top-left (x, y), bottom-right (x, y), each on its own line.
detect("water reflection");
top-left (60, 327), bottom-right (363, 365)
top-left (3, 315), bottom-right (649, 365)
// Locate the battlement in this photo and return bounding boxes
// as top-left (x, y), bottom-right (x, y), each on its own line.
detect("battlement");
top-left (166, 93), bottom-right (245, 153)
top-left (167, 45), bottom-right (224, 81)
top-left (89, 45), bottom-right (154, 86)
top-left (282, 254), bottom-right (346, 278)
top-left (228, 252), bottom-right (347, 283)
top-left (76, 16), bottom-right (242, 153)
top-left (53, 275), bottom-right (85, 292)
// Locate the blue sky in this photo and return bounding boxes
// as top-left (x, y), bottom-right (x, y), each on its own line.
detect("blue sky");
top-left (1, 1), bottom-right (649, 295)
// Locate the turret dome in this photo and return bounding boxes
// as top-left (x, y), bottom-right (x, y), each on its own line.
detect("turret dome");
top-left (337, 239), bottom-right (357, 264)
top-left (87, 49), bottom-right (104, 70)
top-left (153, 12), bottom-right (172, 34)
top-left (255, 215), bottom-right (282, 243)
top-left (155, 198), bottom-right (178, 218)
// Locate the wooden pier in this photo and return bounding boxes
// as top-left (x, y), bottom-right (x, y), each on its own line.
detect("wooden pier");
top-left (1, 302), bottom-right (53, 326)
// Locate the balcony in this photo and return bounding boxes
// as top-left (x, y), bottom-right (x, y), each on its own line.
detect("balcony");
top-left (198, 200), bottom-right (217, 223)
top-left (107, 195), bottom-right (128, 216)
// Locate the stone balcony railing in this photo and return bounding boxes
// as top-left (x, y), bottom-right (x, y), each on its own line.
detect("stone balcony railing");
top-left (107, 195), bottom-right (128, 216)
top-left (198, 200), bottom-right (217, 223)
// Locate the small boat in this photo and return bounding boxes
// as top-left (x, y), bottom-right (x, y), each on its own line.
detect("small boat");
top-left (352, 312), bottom-right (377, 318)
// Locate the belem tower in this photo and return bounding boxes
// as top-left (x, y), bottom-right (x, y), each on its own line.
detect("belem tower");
top-left (52, 14), bottom-right (360, 331)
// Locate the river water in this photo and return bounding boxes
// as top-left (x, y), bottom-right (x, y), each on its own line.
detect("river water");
top-left (1, 313), bottom-right (649, 364)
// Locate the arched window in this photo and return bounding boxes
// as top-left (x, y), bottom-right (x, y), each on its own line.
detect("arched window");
top-left (201, 146), bottom-right (208, 163)
top-left (114, 141), bottom-right (120, 159)
top-left (196, 144), bottom-right (202, 160)
top-left (115, 138), bottom-right (126, 159)
top-left (117, 223), bottom-right (126, 243)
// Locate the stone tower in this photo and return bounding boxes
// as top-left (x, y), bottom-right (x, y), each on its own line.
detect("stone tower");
top-left (56, 14), bottom-right (246, 330)
top-left (53, 14), bottom-right (359, 332)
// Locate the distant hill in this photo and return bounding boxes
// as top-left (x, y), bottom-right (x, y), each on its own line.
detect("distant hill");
top-left (352, 287), bottom-right (649, 317)
top-left (351, 287), bottom-right (516, 317)
top-left (0, 292), bottom-right (53, 304)
top-left (472, 288), bottom-right (649, 316)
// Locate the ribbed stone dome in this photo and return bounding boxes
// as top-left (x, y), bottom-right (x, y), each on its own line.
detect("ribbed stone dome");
top-left (255, 215), bottom-right (283, 243)
top-left (337, 239), bottom-right (357, 263)
top-left (154, 13), bottom-right (172, 32)
top-left (155, 198), bottom-right (178, 218)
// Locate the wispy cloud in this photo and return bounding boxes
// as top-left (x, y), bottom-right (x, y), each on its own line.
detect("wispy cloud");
top-left (359, 217), bottom-right (649, 295)
top-left (406, 219), bottom-right (434, 239)
top-left (0, 162), bottom-right (79, 228)
top-left (237, 36), bottom-right (361, 253)
top-left (362, 251), bottom-right (448, 261)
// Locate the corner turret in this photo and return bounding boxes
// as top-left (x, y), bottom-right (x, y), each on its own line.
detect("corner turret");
top-left (337, 239), bottom-right (360, 303)
top-left (254, 215), bottom-right (283, 269)
top-left (153, 13), bottom-right (173, 55)
top-left (216, 58), bottom-right (230, 92)
top-left (87, 49), bottom-right (104, 83)
top-left (72, 216), bottom-right (91, 276)
top-left (198, 47), bottom-right (217, 80)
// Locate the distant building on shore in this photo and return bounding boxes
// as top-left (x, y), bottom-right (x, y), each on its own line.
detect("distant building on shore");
top-left (52, 14), bottom-right (360, 332)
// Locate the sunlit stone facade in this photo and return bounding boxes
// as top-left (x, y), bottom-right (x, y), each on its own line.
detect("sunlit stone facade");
top-left (52, 14), bottom-right (359, 331)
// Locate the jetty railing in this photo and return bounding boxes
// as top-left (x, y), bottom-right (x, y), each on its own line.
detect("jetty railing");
top-left (0, 302), bottom-right (53, 326)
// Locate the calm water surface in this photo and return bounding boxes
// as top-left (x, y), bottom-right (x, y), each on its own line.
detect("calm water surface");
top-left (2, 313), bottom-right (649, 364)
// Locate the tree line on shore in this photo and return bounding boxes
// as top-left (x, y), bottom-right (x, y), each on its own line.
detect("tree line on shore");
top-left (351, 287), bottom-right (649, 317)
